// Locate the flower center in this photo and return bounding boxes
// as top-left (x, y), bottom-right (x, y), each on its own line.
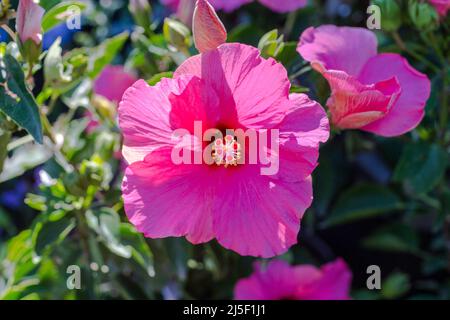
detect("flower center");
top-left (212, 135), bottom-right (241, 167)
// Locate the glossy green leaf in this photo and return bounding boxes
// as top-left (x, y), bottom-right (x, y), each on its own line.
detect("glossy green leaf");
top-left (394, 142), bottom-right (448, 194)
top-left (322, 184), bottom-right (403, 227)
top-left (0, 54), bottom-right (43, 143)
top-left (42, 1), bottom-right (87, 32)
top-left (33, 217), bottom-right (76, 256)
top-left (86, 208), bottom-right (132, 258)
top-left (381, 272), bottom-right (410, 299)
top-left (0, 142), bottom-right (52, 183)
top-left (363, 224), bottom-right (421, 255)
top-left (87, 32), bottom-right (129, 79)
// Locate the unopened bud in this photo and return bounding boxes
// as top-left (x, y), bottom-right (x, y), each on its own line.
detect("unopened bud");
top-left (92, 95), bottom-right (116, 121)
top-left (16, 0), bottom-right (44, 64)
top-left (408, 0), bottom-right (439, 31)
top-left (129, 0), bottom-right (152, 33)
top-left (163, 18), bottom-right (191, 51)
top-left (193, 0), bottom-right (227, 53)
top-left (258, 29), bottom-right (285, 58)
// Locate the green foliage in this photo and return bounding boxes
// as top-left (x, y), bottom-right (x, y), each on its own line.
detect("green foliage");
top-left (322, 184), bottom-right (403, 227)
top-left (42, 1), bottom-right (87, 32)
top-left (0, 54), bottom-right (43, 143)
top-left (393, 142), bottom-right (448, 194)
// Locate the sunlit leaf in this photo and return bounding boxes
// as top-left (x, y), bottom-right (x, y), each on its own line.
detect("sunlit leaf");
top-left (0, 54), bottom-right (43, 143)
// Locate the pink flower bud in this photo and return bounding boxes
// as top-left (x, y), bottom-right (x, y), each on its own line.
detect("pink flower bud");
top-left (16, 0), bottom-right (45, 45)
top-left (193, 0), bottom-right (227, 53)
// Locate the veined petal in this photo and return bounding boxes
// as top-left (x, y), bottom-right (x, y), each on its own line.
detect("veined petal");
top-left (212, 168), bottom-right (313, 258)
top-left (119, 78), bottom-right (183, 164)
top-left (359, 53), bottom-right (431, 137)
top-left (122, 147), bottom-right (215, 244)
top-left (298, 25), bottom-right (377, 77)
top-left (175, 43), bottom-right (292, 129)
top-left (314, 63), bottom-right (401, 129)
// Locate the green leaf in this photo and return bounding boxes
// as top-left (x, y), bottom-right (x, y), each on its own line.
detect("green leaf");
top-left (0, 142), bottom-right (52, 183)
top-left (362, 224), bottom-right (420, 255)
top-left (24, 194), bottom-right (48, 212)
top-left (44, 38), bottom-right (68, 83)
top-left (0, 54), bottom-right (43, 143)
top-left (87, 32), bottom-right (129, 79)
top-left (32, 217), bottom-right (76, 256)
top-left (0, 207), bottom-right (16, 235)
top-left (277, 42), bottom-right (300, 68)
top-left (381, 272), bottom-right (410, 299)
top-left (322, 184), bottom-right (403, 227)
top-left (42, 1), bottom-right (87, 32)
top-left (147, 72), bottom-right (173, 86)
top-left (393, 142), bottom-right (448, 194)
top-left (86, 208), bottom-right (132, 258)
top-left (120, 223), bottom-right (154, 275)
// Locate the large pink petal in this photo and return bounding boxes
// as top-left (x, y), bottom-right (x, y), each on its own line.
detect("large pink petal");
top-left (212, 167), bottom-right (313, 257)
top-left (119, 75), bottom-right (219, 164)
top-left (281, 94), bottom-right (329, 148)
top-left (258, 0), bottom-right (307, 13)
top-left (175, 43), bottom-right (292, 129)
top-left (359, 54), bottom-right (431, 137)
top-left (297, 25), bottom-right (377, 77)
top-left (122, 147), bottom-right (214, 244)
top-left (271, 94), bottom-right (329, 183)
top-left (119, 78), bottom-right (185, 164)
top-left (169, 77), bottom-right (221, 133)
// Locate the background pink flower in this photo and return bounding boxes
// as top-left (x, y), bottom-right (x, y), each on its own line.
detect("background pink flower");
top-left (16, 0), bottom-right (45, 45)
top-left (161, 0), bottom-right (307, 14)
top-left (234, 259), bottom-right (352, 300)
top-left (258, 0), bottom-right (308, 13)
top-left (297, 25), bottom-right (431, 137)
top-left (86, 65), bottom-right (137, 133)
top-left (119, 43), bottom-right (329, 257)
top-left (429, 0), bottom-right (450, 16)
top-left (93, 65), bottom-right (138, 104)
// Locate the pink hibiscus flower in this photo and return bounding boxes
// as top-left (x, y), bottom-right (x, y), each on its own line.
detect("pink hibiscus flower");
top-left (119, 38), bottom-right (329, 256)
top-left (161, 0), bottom-right (306, 14)
top-left (234, 259), bottom-right (352, 300)
top-left (86, 65), bottom-right (137, 133)
top-left (297, 25), bottom-right (431, 137)
top-left (429, 0), bottom-right (450, 16)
